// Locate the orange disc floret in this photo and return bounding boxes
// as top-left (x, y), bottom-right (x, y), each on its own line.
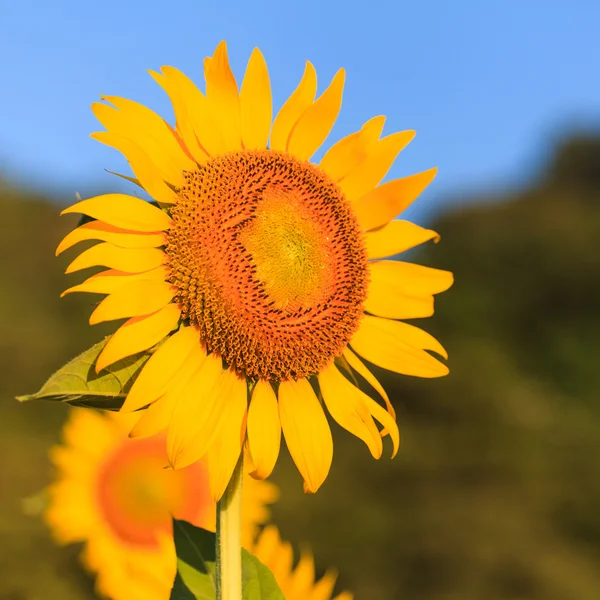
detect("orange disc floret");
top-left (95, 436), bottom-right (211, 548)
top-left (165, 150), bottom-right (369, 382)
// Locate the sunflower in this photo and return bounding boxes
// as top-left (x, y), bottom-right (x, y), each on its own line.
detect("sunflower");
top-left (250, 525), bottom-right (352, 600)
top-left (58, 41), bottom-right (453, 500)
top-left (45, 408), bottom-right (278, 600)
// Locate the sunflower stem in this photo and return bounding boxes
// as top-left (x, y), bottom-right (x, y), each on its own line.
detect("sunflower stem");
top-left (216, 452), bottom-right (244, 600)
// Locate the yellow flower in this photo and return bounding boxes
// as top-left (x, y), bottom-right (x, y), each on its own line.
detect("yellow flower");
top-left (250, 525), bottom-right (352, 600)
top-left (58, 41), bottom-right (453, 500)
top-left (45, 408), bottom-right (278, 600)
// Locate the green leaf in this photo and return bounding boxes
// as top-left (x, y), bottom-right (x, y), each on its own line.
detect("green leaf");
top-left (16, 337), bottom-right (153, 410)
top-left (171, 572), bottom-right (199, 600)
top-left (174, 519), bottom-right (215, 569)
top-left (241, 549), bottom-right (284, 600)
top-left (176, 560), bottom-right (216, 600)
top-left (171, 519), bottom-right (284, 600)
top-left (172, 520), bottom-right (216, 600)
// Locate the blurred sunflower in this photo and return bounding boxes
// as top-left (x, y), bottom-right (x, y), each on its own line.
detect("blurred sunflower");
top-left (58, 41), bottom-right (453, 499)
top-left (250, 525), bottom-right (352, 600)
top-left (45, 409), bottom-right (350, 600)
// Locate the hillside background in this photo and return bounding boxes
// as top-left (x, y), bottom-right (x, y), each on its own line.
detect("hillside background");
top-left (1, 134), bottom-right (600, 600)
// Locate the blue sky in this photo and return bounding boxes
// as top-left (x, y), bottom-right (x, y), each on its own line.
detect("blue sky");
top-left (1, 0), bottom-right (599, 222)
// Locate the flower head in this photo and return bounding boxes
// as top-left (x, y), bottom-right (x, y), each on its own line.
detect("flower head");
top-left (45, 409), bottom-right (277, 599)
top-left (58, 41), bottom-right (453, 499)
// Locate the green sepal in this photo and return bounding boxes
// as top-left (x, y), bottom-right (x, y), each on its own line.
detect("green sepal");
top-left (16, 337), bottom-right (153, 410)
top-left (104, 169), bottom-right (144, 189)
top-left (171, 519), bottom-right (284, 600)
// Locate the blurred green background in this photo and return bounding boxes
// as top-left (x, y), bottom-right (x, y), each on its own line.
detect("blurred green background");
top-left (3, 132), bottom-right (600, 599)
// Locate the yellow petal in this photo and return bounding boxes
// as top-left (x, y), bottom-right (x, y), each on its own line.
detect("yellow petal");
top-left (61, 267), bottom-right (167, 297)
top-left (130, 358), bottom-right (205, 441)
top-left (332, 593), bottom-right (354, 600)
top-left (287, 68), bottom-right (345, 161)
top-left (352, 168), bottom-right (437, 231)
top-left (278, 378), bottom-right (333, 493)
top-left (46, 478), bottom-right (99, 542)
top-left (369, 260), bottom-right (454, 297)
top-left (56, 221), bottom-right (165, 256)
top-left (319, 115), bottom-right (386, 182)
top-left (251, 523), bottom-right (281, 563)
top-left (167, 353), bottom-right (228, 469)
top-left (339, 130), bottom-right (416, 203)
top-left (61, 194), bottom-right (172, 232)
top-left (250, 526), bottom-right (297, 591)
top-left (129, 344), bottom-right (206, 438)
top-left (366, 291), bottom-right (434, 320)
top-left (361, 392), bottom-right (400, 458)
top-left (149, 69), bottom-right (209, 164)
top-left (350, 315), bottom-right (449, 378)
top-left (58, 409), bottom-right (117, 456)
top-left (91, 131), bottom-right (177, 205)
top-left (89, 279), bottom-right (175, 325)
top-left (127, 394), bottom-right (170, 439)
top-left (95, 304), bottom-right (181, 373)
top-left (289, 552), bottom-right (317, 596)
top-left (270, 61), bottom-right (317, 152)
top-left (93, 97), bottom-right (196, 184)
top-left (365, 261), bottom-right (452, 320)
top-left (240, 48), bottom-right (272, 150)
top-left (312, 570), bottom-right (339, 600)
top-left (267, 534), bottom-right (294, 579)
top-left (204, 41), bottom-right (241, 152)
top-left (342, 347), bottom-right (395, 421)
top-left (65, 243), bottom-right (164, 274)
top-left (158, 66), bottom-right (225, 157)
top-left (373, 316), bottom-right (449, 359)
top-left (247, 380), bottom-right (281, 480)
top-left (122, 326), bottom-right (202, 412)
top-left (206, 371), bottom-right (248, 501)
top-left (365, 220), bottom-right (439, 259)
top-left (319, 363), bottom-right (382, 459)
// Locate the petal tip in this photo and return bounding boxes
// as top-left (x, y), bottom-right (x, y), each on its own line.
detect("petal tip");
top-left (303, 480), bottom-right (320, 494)
top-left (59, 205), bottom-right (77, 217)
top-left (209, 484), bottom-right (225, 504)
top-left (249, 465), bottom-right (272, 481)
top-left (431, 361), bottom-right (450, 376)
top-left (95, 344), bottom-right (115, 373)
top-left (421, 167), bottom-right (438, 185)
top-left (304, 60), bottom-right (317, 78)
top-left (88, 312), bottom-right (102, 326)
